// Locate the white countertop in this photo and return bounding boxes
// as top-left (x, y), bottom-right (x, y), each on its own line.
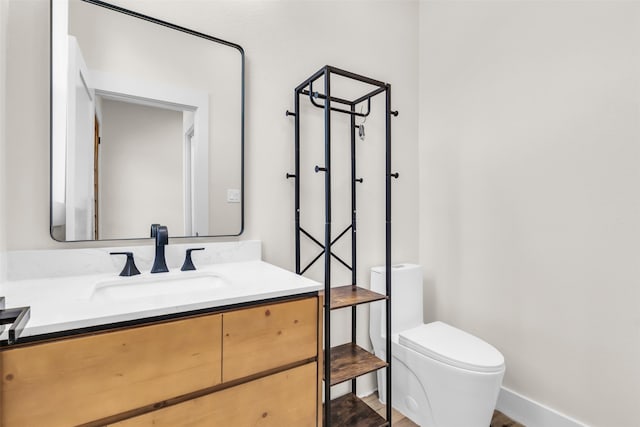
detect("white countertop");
top-left (0, 260), bottom-right (322, 344)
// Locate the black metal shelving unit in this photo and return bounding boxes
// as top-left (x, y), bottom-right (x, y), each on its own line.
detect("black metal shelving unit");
top-left (287, 66), bottom-right (397, 427)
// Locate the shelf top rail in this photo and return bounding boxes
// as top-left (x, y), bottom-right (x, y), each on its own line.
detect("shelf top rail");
top-left (294, 65), bottom-right (389, 106)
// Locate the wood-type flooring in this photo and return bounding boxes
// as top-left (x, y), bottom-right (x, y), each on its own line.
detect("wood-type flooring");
top-left (360, 393), bottom-right (526, 427)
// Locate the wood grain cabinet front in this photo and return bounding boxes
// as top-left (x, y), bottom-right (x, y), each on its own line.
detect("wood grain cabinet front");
top-left (109, 362), bottom-right (318, 427)
top-left (0, 314), bottom-right (222, 427)
top-left (222, 297), bottom-right (318, 382)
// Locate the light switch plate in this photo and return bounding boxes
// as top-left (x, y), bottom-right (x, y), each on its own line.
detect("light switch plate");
top-left (227, 189), bottom-right (241, 203)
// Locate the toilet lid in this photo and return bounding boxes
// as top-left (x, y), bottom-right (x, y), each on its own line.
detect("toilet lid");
top-left (398, 321), bottom-right (505, 373)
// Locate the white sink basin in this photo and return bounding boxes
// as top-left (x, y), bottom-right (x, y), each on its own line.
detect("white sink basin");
top-left (91, 272), bottom-right (230, 302)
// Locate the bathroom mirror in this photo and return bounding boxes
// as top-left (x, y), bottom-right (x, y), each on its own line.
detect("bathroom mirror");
top-left (50, 0), bottom-right (244, 241)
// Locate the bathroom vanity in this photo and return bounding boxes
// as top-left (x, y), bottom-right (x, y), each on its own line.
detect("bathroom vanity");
top-left (0, 241), bottom-right (323, 427)
top-left (18, 0), bottom-right (325, 423)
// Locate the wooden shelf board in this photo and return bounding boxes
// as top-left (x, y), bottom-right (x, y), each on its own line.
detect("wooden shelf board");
top-left (329, 285), bottom-right (387, 310)
top-left (326, 343), bottom-right (387, 386)
top-left (326, 393), bottom-right (389, 427)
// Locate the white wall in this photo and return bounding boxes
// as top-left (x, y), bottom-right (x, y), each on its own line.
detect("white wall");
top-left (4, 0), bottom-right (419, 395)
top-left (0, 0), bottom-right (8, 281)
top-left (5, 0), bottom-right (51, 250)
top-left (99, 99), bottom-right (184, 239)
top-left (5, 0), bottom-right (419, 252)
top-left (419, 2), bottom-right (640, 426)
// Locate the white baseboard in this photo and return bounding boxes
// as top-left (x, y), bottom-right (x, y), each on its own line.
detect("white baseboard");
top-left (496, 387), bottom-right (589, 427)
top-left (361, 385), bottom-right (588, 427)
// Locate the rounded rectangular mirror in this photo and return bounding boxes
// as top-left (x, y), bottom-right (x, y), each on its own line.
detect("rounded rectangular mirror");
top-left (50, 0), bottom-right (244, 241)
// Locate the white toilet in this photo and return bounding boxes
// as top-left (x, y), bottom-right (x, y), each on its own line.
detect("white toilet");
top-left (369, 264), bottom-right (505, 427)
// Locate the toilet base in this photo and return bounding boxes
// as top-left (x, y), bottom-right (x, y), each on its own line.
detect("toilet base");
top-left (376, 350), bottom-right (435, 427)
top-left (375, 341), bottom-right (504, 427)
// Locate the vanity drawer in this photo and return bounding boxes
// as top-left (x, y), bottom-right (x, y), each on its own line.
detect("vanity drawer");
top-left (0, 314), bottom-right (222, 427)
top-left (110, 362), bottom-right (317, 427)
top-left (222, 297), bottom-right (318, 381)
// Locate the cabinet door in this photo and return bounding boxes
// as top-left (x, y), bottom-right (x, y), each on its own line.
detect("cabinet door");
top-left (222, 297), bottom-right (318, 381)
top-left (0, 314), bottom-right (222, 427)
top-left (110, 362), bottom-right (317, 427)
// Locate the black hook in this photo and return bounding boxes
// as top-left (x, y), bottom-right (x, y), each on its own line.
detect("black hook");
top-left (286, 110), bottom-right (296, 117)
top-left (390, 110), bottom-right (399, 117)
top-left (315, 166), bottom-right (327, 173)
top-left (390, 172), bottom-right (399, 179)
top-left (355, 178), bottom-right (363, 183)
top-left (286, 173), bottom-right (296, 179)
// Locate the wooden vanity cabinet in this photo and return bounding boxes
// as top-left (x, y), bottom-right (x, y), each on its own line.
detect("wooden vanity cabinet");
top-left (0, 295), bottom-right (322, 427)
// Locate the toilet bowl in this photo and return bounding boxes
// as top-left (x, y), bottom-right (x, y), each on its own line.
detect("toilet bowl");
top-left (369, 264), bottom-right (505, 427)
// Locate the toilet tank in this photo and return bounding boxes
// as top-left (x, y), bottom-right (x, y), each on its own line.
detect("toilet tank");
top-left (370, 264), bottom-right (423, 336)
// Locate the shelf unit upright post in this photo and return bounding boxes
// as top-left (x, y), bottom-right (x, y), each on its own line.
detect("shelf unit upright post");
top-left (286, 65), bottom-right (398, 427)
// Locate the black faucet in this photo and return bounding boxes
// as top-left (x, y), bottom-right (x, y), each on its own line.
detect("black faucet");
top-left (150, 224), bottom-right (169, 273)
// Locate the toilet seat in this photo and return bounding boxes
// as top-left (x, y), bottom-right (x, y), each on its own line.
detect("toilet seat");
top-left (398, 321), bottom-right (505, 373)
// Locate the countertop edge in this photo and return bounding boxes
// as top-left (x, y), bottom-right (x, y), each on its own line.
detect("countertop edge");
top-left (0, 288), bottom-right (321, 348)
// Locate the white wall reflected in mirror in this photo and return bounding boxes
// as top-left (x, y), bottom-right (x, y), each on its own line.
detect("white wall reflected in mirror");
top-left (51, 0), bottom-right (243, 241)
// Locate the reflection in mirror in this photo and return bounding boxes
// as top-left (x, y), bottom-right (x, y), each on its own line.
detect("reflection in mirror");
top-left (50, 0), bottom-right (244, 241)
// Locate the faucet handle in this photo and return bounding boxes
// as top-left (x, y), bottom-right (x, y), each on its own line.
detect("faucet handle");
top-left (110, 252), bottom-right (141, 277)
top-left (181, 248), bottom-right (205, 271)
